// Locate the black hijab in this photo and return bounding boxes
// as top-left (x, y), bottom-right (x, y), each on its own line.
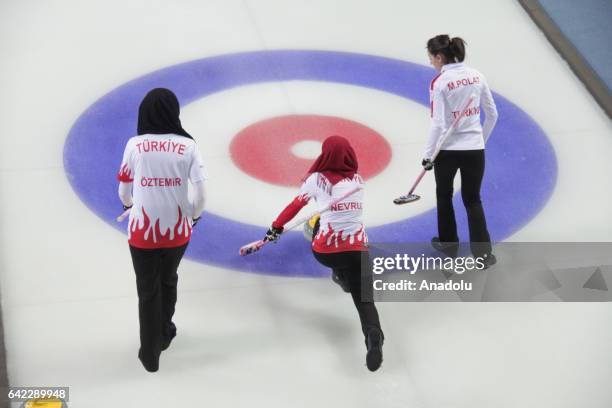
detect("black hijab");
top-left (137, 88), bottom-right (193, 139)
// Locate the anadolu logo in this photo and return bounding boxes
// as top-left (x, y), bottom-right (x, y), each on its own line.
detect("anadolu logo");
top-left (63, 50), bottom-right (557, 277)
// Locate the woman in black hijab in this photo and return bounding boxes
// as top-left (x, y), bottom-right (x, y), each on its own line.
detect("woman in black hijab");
top-left (118, 88), bottom-right (207, 372)
top-left (137, 88), bottom-right (193, 139)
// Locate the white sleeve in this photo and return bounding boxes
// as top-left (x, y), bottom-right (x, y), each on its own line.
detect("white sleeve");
top-left (423, 85), bottom-right (446, 159)
top-left (118, 182), bottom-right (133, 207)
top-left (189, 145), bottom-right (207, 183)
top-left (117, 139), bottom-right (134, 207)
top-left (191, 180), bottom-right (206, 219)
top-left (480, 77), bottom-right (498, 143)
top-left (117, 139), bottom-right (135, 182)
top-left (298, 173), bottom-right (320, 203)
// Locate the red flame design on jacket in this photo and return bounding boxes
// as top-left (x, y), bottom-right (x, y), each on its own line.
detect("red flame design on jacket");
top-left (313, 223), bottom-right (367, 253)
top-left (117, 164), bottom-right (134, 182)
top-left (129, 206), bottom-right (191, 248)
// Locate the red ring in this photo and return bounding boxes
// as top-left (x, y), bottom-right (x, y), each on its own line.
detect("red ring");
top-left (230, 115), bottom-right (392, 187)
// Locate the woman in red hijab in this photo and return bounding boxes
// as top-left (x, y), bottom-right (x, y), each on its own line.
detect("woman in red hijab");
top-left (265, 135), bottom-right (384, 372)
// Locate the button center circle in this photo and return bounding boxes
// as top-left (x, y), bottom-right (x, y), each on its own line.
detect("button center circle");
top-left (229, 114), bottom-right (393, 187)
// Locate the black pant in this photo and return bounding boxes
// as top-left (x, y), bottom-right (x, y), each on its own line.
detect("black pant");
top-left (313, 250), bottom-right (382, 338)
top-left (434, 149), bottom-right (491, 256)
top-left (129, 243), bottom-right (188, 366)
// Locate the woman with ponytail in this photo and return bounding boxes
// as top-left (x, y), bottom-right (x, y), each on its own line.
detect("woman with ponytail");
top-left (422, 35), bottom-right (499, 266)
top-left (263, 135), bottom-right (384, 372)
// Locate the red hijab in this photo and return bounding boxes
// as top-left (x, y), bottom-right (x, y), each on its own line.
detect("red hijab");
top-left (306, 135), bottom-right (358, 185)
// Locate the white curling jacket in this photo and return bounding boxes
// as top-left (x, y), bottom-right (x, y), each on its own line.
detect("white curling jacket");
top-left (423, 62), bottom-right (498, 159)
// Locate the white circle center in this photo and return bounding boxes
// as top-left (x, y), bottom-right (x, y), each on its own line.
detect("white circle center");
top-left (290, 140), bottom-right (322, 159)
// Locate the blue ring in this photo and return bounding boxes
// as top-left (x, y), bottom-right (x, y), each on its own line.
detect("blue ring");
top-left (63, 50), bottom-right (557, 277)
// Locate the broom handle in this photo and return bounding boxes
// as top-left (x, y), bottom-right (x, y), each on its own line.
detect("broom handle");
top-left (405, 94), bottom-right (475, 195)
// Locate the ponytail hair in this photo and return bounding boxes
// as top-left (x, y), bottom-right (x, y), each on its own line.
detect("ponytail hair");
top-left (427, 34), bottom-right (466, 64)
top-left (449, 37), bottom-right (466, 62)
